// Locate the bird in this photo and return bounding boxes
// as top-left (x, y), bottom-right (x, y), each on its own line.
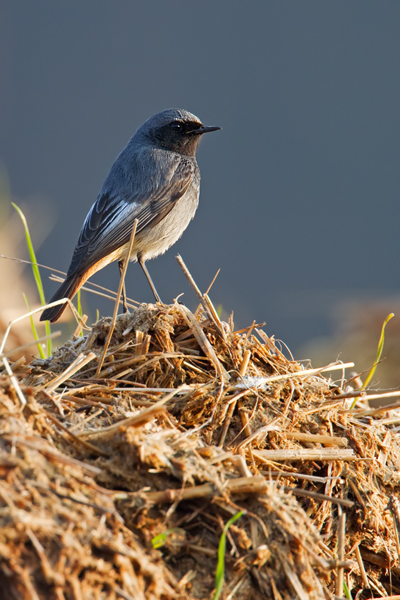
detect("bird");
top-left (40, 108), bottom-right (220, 323)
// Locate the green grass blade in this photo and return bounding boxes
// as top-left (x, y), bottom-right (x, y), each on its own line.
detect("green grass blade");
top-left (213, 511), bottom-right (243, 600)
top-left (363, 312), bottom-right (394, 390)
top-left (343, 579), bottom-right (352, 599)
top-left (350, 312), bottom-right (394, 409)
top-left (77, 289), bottom-right (82, 317)
top-left (12, 203), bottom-right (44, 303)
top-left (23, 293), bottom-right (46, 359)
top-left (76, 289), bottom-right (84, 336)
top-left (12, 203), bottom-right (52, 356)
top-left (151, 528), bottom-right (184, 549)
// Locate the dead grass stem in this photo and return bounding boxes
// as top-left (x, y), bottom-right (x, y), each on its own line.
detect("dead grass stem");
top-left (1, 265), bottom-right (400, 599)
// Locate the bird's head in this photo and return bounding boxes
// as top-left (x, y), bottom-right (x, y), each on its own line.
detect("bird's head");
top-left (138, 109), bottom-right (220, 156)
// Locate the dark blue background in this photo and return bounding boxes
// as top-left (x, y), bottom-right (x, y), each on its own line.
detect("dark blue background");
top-left (1, 1), bottom-right (400, 352)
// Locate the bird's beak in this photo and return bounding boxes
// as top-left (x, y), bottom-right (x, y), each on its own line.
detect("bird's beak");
top-left (191, 125), bottom-right (221, 135)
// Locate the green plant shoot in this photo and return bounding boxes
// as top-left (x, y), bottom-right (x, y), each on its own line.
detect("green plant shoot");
top-left (350, 312), bottom-right (394, 409)
top-left (77, 289), bottom-right (82, 317)
top-left (343, 579), bottom-right (352, 600)
top-left (151, 528), bottom-right (185, 549)
top-left (76, 289), bottom-right (84, 336)
top-left (213, 511), bottom-right (243, 600)
top-left (23, 293), bottom-right (46, 359)
top-left (12, 203), bottom-right (52, 357)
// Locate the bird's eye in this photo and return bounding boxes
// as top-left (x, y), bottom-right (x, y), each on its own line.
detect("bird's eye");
top-left (170, 121), bottom-right (182, 132)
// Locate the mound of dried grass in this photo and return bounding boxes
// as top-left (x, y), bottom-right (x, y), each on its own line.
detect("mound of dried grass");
top-left (2, 295), bottom-right (400, 599)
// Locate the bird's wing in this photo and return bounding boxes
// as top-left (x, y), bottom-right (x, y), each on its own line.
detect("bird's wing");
top-left (67, 158), bottom-right (195, 276)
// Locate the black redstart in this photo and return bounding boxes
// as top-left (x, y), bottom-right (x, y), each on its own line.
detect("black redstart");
top-left (40, 108), bottom-right (220, 322)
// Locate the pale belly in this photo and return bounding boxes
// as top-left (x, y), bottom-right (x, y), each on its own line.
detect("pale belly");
top-left (118, 186), bottom-right (200, 263)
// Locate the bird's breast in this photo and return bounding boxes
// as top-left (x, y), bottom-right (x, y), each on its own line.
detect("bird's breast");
top-left (131, 182), bottom-right (200, 261)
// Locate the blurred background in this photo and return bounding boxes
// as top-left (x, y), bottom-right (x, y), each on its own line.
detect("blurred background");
top-left (1, 1), bottom-right (400, 384)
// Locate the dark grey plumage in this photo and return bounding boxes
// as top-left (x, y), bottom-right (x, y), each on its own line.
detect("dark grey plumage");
top-left (40, 109), bottom-right (220, 322)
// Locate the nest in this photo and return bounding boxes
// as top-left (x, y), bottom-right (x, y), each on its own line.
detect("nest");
top-left (1, 299), bottom-right (400, 599)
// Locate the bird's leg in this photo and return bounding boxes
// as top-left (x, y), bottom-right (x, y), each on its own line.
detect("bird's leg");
top-left (138, 255), bottom-right (162, 303)
top-left (118, 260), bottom-right (129, 313)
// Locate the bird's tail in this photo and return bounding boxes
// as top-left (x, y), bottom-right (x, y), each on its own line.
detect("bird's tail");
top-left (40, 275), bottom-right (83, 323)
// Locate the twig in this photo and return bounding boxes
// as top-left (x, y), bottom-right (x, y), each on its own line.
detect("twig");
top-left (7, 434), bottom-right (102, 474)
top-left (177, 304), bottom-right (229, 382)
top-left (32, 481), bottom-right (116, 514)
top-left (364, 596), bottom-right (400, 600)
top-left (39, 352), bottom-right (97, 392)
top-left (0, 300), bottom-right (76, 356)
top-left (176, 254), bottom-right (225, 338)
top-left (238, 400), bottom-right (252, 438)
top-left (117, 475), bottom-right (270, 504)
top-left (252, 448), bottom-right (355, 462)
top-left (73, 314), bottom-right (88, 337)
top-left (389, 496), bottom-right (400, 563)
top-left (96, 219), bottom-right (138, 376)
top-left (1, 356), bottom-right (27, 406)
top-left (356, 397), bottom-right (400, 416)
top-left (233, 323), bottom-right (265, 335)
top-left (354, 543), bottom-right (369, 589)
top-left (218, 390), bottom-right (252, 447)
top-left (303, 400), bottom-right (352, 415)
top-left (78, 386), bottom-right (185, 439)
top-left (50, 275), bottom-right (139, 309)
top-left (218, 400), bottom-right (237, 447)
top-left (283, 432), bottom-right (348, 447)
top-left (234, 418), bottom-right (284, 451)
top-left (0, 330), bottom-right (61, 358)
top-left (360, 548), bottom-right (400, 576)
top-left (68, 408), bottom-right (105, 432)
top-left (326, 390), bottom-right (366, 400)
top-left (284, 487), bottom-right (353, 507)
top-left (335, 508), bottom-right (346, 597)
top-left (45, 410), bottom-right (109, 456)
top-left (7, 356), bottom-right (26, 372)
top-left (205, 268), bottom-right (221, 295)
top-left (239, 350), bottom-right (251, 377)
top-left (346, 477), bottom-right (367, 511)
top-left (229, 362), bottom-right (355, 392)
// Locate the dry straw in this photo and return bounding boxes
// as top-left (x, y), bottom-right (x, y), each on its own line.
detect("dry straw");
top-left (1, 261), bottom-right (400, 599)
